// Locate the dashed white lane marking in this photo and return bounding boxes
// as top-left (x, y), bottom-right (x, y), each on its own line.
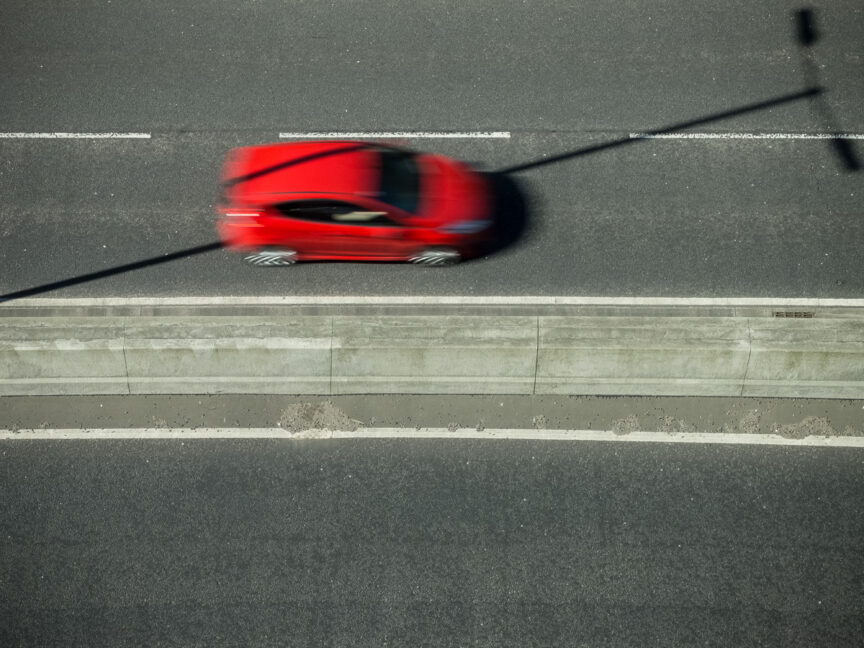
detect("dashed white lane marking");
top-left (6, 296), bottom-right (864, 308)
top-left (630, 132), bottom-right (864, 140)
top-left (279, 131), bottom-right (511, 139)
top-left (2, 131), bottom-right (858, 141)
top-left (2, 428), bottom-right (863, 447)
top-left (0, 132), bottom-right (151, 139)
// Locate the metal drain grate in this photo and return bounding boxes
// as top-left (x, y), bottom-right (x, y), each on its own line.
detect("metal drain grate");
top-left (773, 311), bottom-right (815, 318)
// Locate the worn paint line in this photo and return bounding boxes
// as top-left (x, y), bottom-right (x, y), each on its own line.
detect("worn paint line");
top-left (279, 131), bottom-right (511, 139)
top-left (0, 132), bottom-right (151, 139)
top-left (629, 132), bottom-right (864, 140)
top-left (5, 296), bottom-right (864, 308)
top-left (2, 428), bottom-right (863, 447)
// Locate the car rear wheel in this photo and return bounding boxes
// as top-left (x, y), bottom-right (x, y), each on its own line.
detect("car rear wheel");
top-left (408, 247), bottom-right (461, 266)
top-left (243, 248), bottom-right (298, 267)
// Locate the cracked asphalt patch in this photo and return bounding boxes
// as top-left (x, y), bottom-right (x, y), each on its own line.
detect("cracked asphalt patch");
top-left (278, 401), bottom-right (361, 433)
top-left (774, 416), bottom-right (836, 439)
top-left (612, 415), bottom-right (641, 436)
top-left (2, 395), bottom-right (863, 437)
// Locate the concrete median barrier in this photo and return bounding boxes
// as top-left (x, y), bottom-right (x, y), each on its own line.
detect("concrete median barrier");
top-left (0, 319), bottom-right (128, 395)
top-left (743, 318), bottom-right (864, 398)
top-left (1, 304), bottom-right (862, 397)
top-left (535, 316), bottom-right (752, 396)
top-left (1, 316), bottom-right (333, 396)
top-left (331, 315), bottom-right (537, 394)
top-left (122, 316), bottom-right (332, 394)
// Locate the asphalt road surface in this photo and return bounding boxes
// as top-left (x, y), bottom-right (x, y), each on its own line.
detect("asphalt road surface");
top-left (3, 3), bottom-right (864, 646)
top-left (1, 1), bottom-right (862, 299)
top-left (3, 436), bottom-right (864, 647)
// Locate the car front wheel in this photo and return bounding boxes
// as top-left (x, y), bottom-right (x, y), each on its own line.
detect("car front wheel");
top-left (408, 247), bottom-right (461, 266)
top-left (242, 248), bottom-right (298, 267)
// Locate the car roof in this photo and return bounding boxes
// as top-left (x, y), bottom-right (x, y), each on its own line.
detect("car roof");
top-left (221, 141), bottom-right (380, 203)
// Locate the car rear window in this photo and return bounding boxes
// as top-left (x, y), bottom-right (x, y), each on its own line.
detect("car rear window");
top-left (378, 149), bottom-right (420, 214)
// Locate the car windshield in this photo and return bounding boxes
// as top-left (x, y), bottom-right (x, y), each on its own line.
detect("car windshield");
top-left (377, 149), bottom-right (420, 213)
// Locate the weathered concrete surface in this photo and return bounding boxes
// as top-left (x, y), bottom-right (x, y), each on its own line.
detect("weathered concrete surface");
top-left (0, 317), bottom-right (332, 395)
top-left (536, 317), bottom-right (751, 396)
top-left (0, 319), bottom-right (127, 395)
top-left (1, 312), bottom-right (863, 397)
top-left (743, 318), bottom-right (864, 398)
top-left (122, 317), bottom-right (331, 394)
top-left (331, 316), bottom-right (537, 394)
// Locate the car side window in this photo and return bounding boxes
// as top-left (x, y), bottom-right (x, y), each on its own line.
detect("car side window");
top-left (274, 201), bottom-right (403, 227)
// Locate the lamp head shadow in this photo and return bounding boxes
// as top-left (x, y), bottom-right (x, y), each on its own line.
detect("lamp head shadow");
top-left (795, 9), bottom-right (819, 47)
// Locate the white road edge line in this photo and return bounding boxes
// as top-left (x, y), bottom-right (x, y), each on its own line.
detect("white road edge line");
top-left (2, 428), bottom-right (864, 447)
top-left (0, 132), bottom-right (151, 139)
top-left (6, 296), bottom-right (864, 308)
top-left (630, 132), bottom-right (864, 140)
top-left (279, 131), bottom-right (511, 139)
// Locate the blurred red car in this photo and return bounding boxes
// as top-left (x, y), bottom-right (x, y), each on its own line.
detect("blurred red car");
top-left (217, 141), bottom-right (492, 266)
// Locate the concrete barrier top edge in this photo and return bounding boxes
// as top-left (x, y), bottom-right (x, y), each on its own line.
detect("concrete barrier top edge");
top-left (5, 296), bottom-right (864, 307)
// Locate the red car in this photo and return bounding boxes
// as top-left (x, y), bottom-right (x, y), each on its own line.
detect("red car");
top-left (217, 141), bottom-right (493, 266)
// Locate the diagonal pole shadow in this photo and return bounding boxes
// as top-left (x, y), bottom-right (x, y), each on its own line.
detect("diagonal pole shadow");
top-left (496, 86), bottom-right (823, 174)
top-left (794, 8), bottom-right (860, 171)
top-left (0, 87), bottom-right (826, 302)
top-left (221, 142), bottom-right (372, 187)
top-left (0, 241), bottom-right (224, 303)
top-left (1, 146), bottom-right (376, 303)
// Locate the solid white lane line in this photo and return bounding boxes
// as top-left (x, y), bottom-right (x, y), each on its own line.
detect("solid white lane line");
top-left (0, 132), bottom-right (151, 139)
top-left (630, 132), bottom-right (864, 140)
top-left (2, 428), bottom-right (864, 447)
top-left (5, 296), bottom-right (864, 308)
top-left (279, 131), bottom-right (511, 139)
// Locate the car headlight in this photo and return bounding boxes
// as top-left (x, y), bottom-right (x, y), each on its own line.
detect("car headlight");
top-left (438, 220), bottom-right (492, 234)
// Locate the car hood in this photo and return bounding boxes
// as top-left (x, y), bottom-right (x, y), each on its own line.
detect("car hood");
top-left (414, 154), bottom-right (490, 227)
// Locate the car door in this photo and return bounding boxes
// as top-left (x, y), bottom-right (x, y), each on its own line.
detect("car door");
top-left (274, 200), bottom-right (417, 259)
top-left (269, 200), bottom-right (358, 259)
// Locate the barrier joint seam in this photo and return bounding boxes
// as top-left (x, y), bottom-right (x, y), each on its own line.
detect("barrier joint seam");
top-left (329, 316), bottom-right (334, 396)
top-left (741, 318), bottom-right (753, 397)
top-left (532, 316), bottom-right (540, 395)
top-left (121, 326), bottom-right (131, 395)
